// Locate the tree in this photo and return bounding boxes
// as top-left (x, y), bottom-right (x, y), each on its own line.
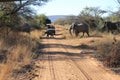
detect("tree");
top-left (54, 15), bottom-right (77, 25)
top-left (0, 0), bottom-right (50, 27)
top-left (78, 7), bottom-right (106, 29)
top-left (117, 0), bottom-right (120, 4)
top-left (34, 14), bottom-right (51, 29)
top-left (65, 15), bottom-right (77, 25)
top-left (104, 0), bottom-right (120, 21)
top-left (54, 18), bottom-right (66, 25)
top-left (0, 0), bottom-right (49, 16)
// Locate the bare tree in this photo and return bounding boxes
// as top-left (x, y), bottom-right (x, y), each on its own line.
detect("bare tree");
top-left (117, 0), bottom-right (120, 4)
top-left (0, 0), bottom-right (50, 27)
top-left (0, 0), bottom-right (50, 37)
top-left (0, 0), bottom-right (49, 16)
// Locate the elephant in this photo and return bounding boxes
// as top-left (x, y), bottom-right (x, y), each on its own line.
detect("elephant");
top-left (46, 24), bottom-right (55, 35)
top-left (45, 29), bottom-right (55, 37)
top-left (44, 25), bottom-right (55, 37)
top-left (102, 21), bottom-right (120, 33)
top-left (69, 23), bottom-right (90, 37)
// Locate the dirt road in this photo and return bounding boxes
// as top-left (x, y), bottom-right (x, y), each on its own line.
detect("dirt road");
top-left (33, 28), bottom-right (120, 80)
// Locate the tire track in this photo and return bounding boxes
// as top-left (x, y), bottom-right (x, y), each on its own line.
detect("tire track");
top-left (58, 40), bottom-right (119, 80)
top-left (33, 27), bottom-right (120, 80)
top-left (46, 38), bottom-right (91, 80)
top-left (58, 42), bottom-right (93, 80)
top-left (34, 50), bottom-right (45, 80)
top-left (47, 39), bottom-right (58, 80)
top-left (48, 55), bottom-right (56, 80)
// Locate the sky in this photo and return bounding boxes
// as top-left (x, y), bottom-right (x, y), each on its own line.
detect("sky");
top-left (34, 0), bottom-right (119, 16)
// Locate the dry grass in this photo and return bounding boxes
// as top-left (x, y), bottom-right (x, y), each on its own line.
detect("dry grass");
top-left (105, 41), bottom-right (120, 67)
top-left (95, 33), bottom-right (120, 67)
top-left (30, 30), bottom-right (44, 40)
top-left (0, 29), bottom-right (43, 80)
top-left (60, 25), bottom-right (79, 39)
top-left (61, 25), bottom-right (120, 68)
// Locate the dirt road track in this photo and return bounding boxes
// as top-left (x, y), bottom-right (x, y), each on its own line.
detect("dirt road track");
top-left (33, 29), bottom-right (120, 80)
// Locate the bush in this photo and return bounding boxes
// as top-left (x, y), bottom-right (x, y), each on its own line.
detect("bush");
top-left (105, 41), bottom-right (120, 67)
top-left (96, 37), bottom-right (120, 67)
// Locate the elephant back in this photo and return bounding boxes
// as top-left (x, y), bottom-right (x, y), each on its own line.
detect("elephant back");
top-left (75, 23), bottom-right (89, 32)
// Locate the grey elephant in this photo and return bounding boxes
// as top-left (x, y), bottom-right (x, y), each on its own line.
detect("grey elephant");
top-left (102, 21), bottom-right (120, 33)
top-left (45, 28), bottom-right (55, 37)
top-left (44, 24), bottom-right (56, 37)
top-left (69, 23), bottom-right (90, 37)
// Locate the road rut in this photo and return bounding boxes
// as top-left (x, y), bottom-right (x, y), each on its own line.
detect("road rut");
top-left (33, 29), bottom-right (120, 80)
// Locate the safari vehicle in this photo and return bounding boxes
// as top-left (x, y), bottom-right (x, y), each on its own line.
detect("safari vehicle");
top-left (45, 24), bottom-right (56, 37)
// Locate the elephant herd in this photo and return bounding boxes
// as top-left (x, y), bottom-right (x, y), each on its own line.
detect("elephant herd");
top-left (69, 21), bottom-right (120, 37)
top-left (102, 21), bottom-right (120, 33)
top-left (44, 21), bottom-right (120, 38)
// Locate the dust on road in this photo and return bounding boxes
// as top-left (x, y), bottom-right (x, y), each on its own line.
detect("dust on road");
top-left (33, 27), bottom-right (120, 80)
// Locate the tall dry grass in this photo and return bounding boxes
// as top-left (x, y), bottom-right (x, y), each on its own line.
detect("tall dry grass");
top-left (95, 33), bottom-right (120, 67)
top-left (61, 25), bottom-right (120, 67)
top-left (0, 30), bottom-right (42, 80)
top-left (60, 25), bottom-right (78, 39)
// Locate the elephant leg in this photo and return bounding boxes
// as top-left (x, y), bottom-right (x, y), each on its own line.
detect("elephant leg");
top-left (75, 31), bottom-right (79, 37)
top-left (110, 30), bottom-right (112, 33)
top-left (117, 28), bottom-right (120, 32)
top-left (47, 34), bottom-right (49, 37)
top-left (47, 33), bottom-right (49, 37)
top-left (81, 32), bottom-right (84, 37)
top-left (86, 32), bottom-right (90, 37)
top-left (111, 30), bottom-right (114, 34)
top-left (108, 29), bottom-right (110, 33)
top-left (51, 34), bottom-right (54, 37)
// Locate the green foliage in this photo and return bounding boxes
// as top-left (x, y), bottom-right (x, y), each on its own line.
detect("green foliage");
top-left (54, 18), bottom-right (66, 25)
top-left (0, 0), bottom-right (50, 29)
top-left (38, 14), bottom-right (51, 28)
top-left (32, 14), bottom-right (51, 29)
top-left (78, 7), bottom-right (106, 29)
top-left (110, 15), bottom-right (119, 21)
top-left (54, 7), bottom-right (106, 30)
top-left (109, 14), bottom-right (120, 21)
top-left (0, 11), bottom-right (4, 17)
top-left (64, 15), bottom-right (77, 25)
top-left (54, 15), bottom-right (77, 25)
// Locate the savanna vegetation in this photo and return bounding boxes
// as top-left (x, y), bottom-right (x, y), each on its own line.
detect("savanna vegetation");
top-left (54, 0), bottom-right (120, 70)
top-left (0, 0), bottom-right (120, 79)
top-left (0, 0), bottom-right (51, 80)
